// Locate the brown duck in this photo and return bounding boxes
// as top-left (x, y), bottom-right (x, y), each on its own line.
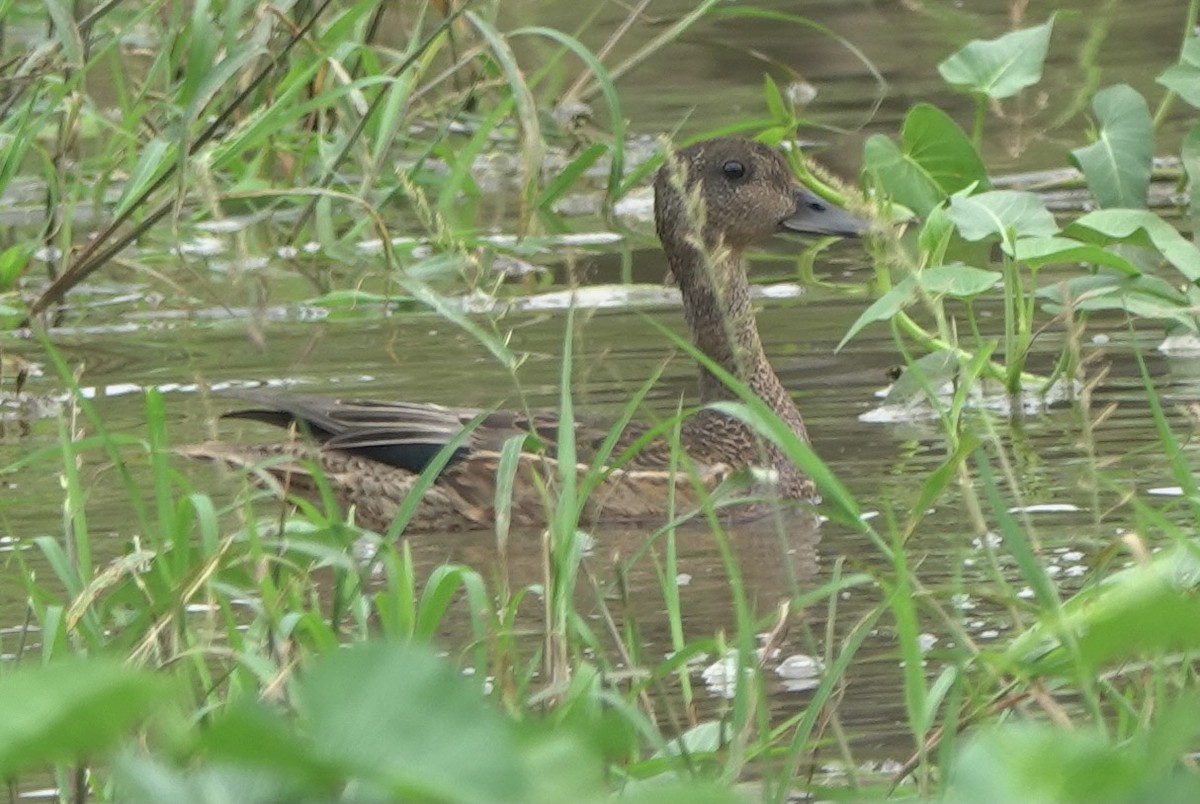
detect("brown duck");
top-left (185, 137), bottom-right (869, 532)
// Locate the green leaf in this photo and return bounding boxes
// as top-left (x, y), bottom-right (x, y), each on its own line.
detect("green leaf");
top-left (1036, 273), bottom-right (1181, 307)
top-left (44, 0), bottom-right (84, 65)
top-left (863, 135), bottom-right (944, 218)
top-left (887, 554), bottom-right (926, 741)
top-left (837, 277), bottom-right (917, 351)
top-left (947, 190), bottom-right (1058, 243)
top-left (947, 722), bottom-right (1170, 803)
top-left (0, 659), bottom-right (172, 777)
top-left (1182, 124), bottom-right (1200, 229)
top-left (182, 0), bottom-right (217, 111)
top-left (1068, 209), bottom-right (1200, 282)
top-left (301, 641), bottom-right (535, 801)
top-left (466, 12), bottom-right (542, 213)
top-left (922, 666), bottom-right (959, 738)
top-left (398, 261), bottom-right (519, 370)
top-left (762, 73), bottom-right (788, 122)
top-left (306, 288), bottom-right (395, 307)
top-left (114, 139), bottom-right (176, 218)
top-left (414, 564), bottom-right (487, 640)
top-left (534, 142), bottom-right (606, 210)
top-left (1009, 235), bottom-right (1140, 276)
top-left (0, 244), bottom-right (32, 290)
top-left (1157, 36), bottom-right (1200, 109)
top-left (909, 435), bottom-right (980, 537)
top-left (0, 99), bottom-right (43, 197)
top-left (1038, 274), bottom-right (1199, 332)
top-left (201, 704), bottom-right (344, 791)
top-left (863, 104), bottom-right (989, 218)
top-left (902, 104), bottom-right (989, 194)
top-left (1069, 85), bottom-right (1153, 209)
top-left (656, 721), bottom-right (725, 758)
top-left (917, 263), bottom-right (1001, 297)
top-left (917, 203), bottom-right (955, 259)
top-left (976, 454), bottom-right (1064, 613)
top-left (512, 25), bottom-right (626, 198)
top-left (114, 755), bottom-right (306, 804)
top-left (937, 16), bottom-right (1056, 99)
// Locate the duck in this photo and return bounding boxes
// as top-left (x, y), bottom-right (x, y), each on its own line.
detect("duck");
top-left (184, 137), bottom-right (869, 533)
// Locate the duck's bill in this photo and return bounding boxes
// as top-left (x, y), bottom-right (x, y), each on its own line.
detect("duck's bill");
top-left (779, 187), bottom-right (871, 237)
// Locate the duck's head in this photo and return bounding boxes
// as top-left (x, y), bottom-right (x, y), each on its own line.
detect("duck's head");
top-left (653, 137), bottom-right (869, 257)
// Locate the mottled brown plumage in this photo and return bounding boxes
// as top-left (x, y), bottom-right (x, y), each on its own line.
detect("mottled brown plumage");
top-left (183, 137), bottom-right (869, 532)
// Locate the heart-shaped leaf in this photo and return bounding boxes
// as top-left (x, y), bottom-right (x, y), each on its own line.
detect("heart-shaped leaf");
top-left (902, 104), bottom-right (989, 194)
top-left (863, 105), bottom-right (988, 218)
top-left (948, 190), bottom-right (1058, 244)
top-left (1069, 85), bottom-right (1153, 209)
top-left (938, 16), bottom-right (1055, 99)
top-left (863, 135), bottom-right (944, 218)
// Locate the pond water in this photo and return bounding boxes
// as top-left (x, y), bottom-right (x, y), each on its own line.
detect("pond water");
top-left (1, 0), bottom-right (1197, 777)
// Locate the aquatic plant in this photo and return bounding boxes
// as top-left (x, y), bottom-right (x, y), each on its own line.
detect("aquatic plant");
top-left (859, 14), bottom-right (1200, 400)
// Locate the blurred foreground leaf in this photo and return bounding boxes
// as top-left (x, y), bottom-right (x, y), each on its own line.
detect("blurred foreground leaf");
top-left (1005, 546), bottom-right (1200, 675)
top-left (947, 702), bottom-right (1200, 804)
top-left (0, 658), bottom-right (171, 777)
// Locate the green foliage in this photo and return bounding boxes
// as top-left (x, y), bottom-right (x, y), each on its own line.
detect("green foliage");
top-left (840, 14), bottom-right (1200, 798)
top-left (838, 264), bottom-right (1001, 351)
top-left (0, 244), bottom-right (32, 292)
top-left (947, 190), bottom-right (1058, 244)
top-left (288, 641), bottom-right (578, 801)
top-left (1069, 85), bottom-right (1154, 209)
top-left (1157, 36), bottom-right (1200, 109)
top-left (856, 13), bottom-right (1200, 392)
top-left (946, 714), bottom-right (1200, 804)
top-left (0, 642), bottom-right (735, 803)
top-left (0, 659), bottom-right (172, 779)
top-left (10, 2), bottom-right (1200, 803)
top-left (1067, 209), bottom-right (1200, 282)
top-left (1182, 125), bottom-right (1200, 226)
top-left (1033, 211), bottom-right (1200, 335)
top-left (8, 0), bottom-right (693, 317)
top-left (863, 103), bottom-right (988, 217)
top-left (937, 16), bottom-right (1056, 100)
top-left (1005, 546), bottom-right (1200, 675)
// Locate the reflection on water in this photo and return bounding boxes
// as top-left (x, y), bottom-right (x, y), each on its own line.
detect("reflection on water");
top-left (0, 0), bottom-right (1197, 774)
top-left (402, 509), bottom-right (822, 660)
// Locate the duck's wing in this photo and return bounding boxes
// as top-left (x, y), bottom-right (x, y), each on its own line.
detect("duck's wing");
top-left (216, 389), bottom-right (698, 476)
top-left (217, 390), bottom-right (636, 473)
top-left (218, 390), bottom-right (488, 474)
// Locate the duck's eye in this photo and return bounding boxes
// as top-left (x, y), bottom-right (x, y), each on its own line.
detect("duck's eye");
top-left (722, 160), bottom-right (746, 180)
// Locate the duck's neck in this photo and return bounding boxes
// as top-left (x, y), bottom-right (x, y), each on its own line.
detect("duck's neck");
top-left (669, 242), bottom-right (810, 445)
